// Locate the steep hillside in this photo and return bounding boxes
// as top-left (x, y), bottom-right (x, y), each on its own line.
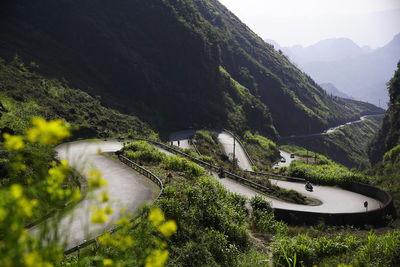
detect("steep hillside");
top-left (368, 61), bottom-right (400, 164)
top-left (367, 62), bottom-right (400, 215)
top-left (0, 57), bottom-right (153, 138)
top-left (0, 0), bottom-right (382, 137)
top-left (280, 115), bottom-right (383, 169)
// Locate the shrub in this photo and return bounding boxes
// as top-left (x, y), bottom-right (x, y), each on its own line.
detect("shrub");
top-left (288, 161), bottom-right (368, 186)
top-left (123, 141), bottom-right (165, 163)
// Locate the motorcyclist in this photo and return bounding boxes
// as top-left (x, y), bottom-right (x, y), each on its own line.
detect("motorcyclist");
top-left (305, 181), bottom-right (313, 191)
top-left (218, 166), bottom-right (224, 178)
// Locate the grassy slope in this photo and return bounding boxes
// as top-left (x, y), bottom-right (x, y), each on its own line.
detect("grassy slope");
top-left (0, 57), bottom-right (154, 138)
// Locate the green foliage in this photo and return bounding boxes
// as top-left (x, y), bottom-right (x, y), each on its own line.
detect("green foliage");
top-left (249, 196), bottom-right (288, 235)
top-left (272, 233), bottom-right (360, 267)
top-left (272, 230), bottom-right (400, 267)
top-left (356, 230), bottom-right (400, 267)
top-left (123, 141), bottom-right (165, 164)
top-left (0, 58), bottom-right (154, 139)
top-left (123, 141), bottom-right (204, 179)
top-left (194, 129), bottom-right (228, 166)
top-left (243, 131), bottom-right (280, 170)
top-left (368, 61), bottom-right (400, 164)
top-left (164, 155), bottom-right (204, 178)
top-left (287, 161), bottom-right (368, 186)
top-left (158, 176), bottom-right (250, 266)
top-left (250, 195), bottom-right (273, 213)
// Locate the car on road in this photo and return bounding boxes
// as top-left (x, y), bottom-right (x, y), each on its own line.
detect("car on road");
top-left (281, 157), bottom-right (286, 163)
top-left (290, 153), bottom-right (295, 158)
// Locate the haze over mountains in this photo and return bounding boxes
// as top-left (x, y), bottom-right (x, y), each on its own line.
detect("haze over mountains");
top-left (267, 33), bottom-right (400, 107)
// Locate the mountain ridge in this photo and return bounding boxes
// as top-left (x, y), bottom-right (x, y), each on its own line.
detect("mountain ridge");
top-left (0, 0), bottom-right (383, 137)
top-left (269, 33), bottom-right (400, 107)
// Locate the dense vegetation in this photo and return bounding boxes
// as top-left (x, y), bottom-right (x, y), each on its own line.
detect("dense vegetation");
top-left (0, 0), bottom-right (382, 137)
top-left (242, 131), bottom-right (280, 170)
top-left (278, 145), bottom-right (369, 185)
top-left (287, 161), bottom-right (369, 186)
top-left (0, 57), bottom-right (154, 139)
top-left (368, 62), bottom-right (400, 164)
top-left (368, 62), bottom-right (400, 216)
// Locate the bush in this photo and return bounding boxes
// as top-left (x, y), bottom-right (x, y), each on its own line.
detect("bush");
top-left (123, 141), bottom-right (165, 163)
top-left (158, 176), bottom-right (250, 266)
top-left (164, 155), bottom-right (204, 178)
top-left (250, 195), bottom-right (273, 213)
top-left (288, 161), bottom-right (368, 186)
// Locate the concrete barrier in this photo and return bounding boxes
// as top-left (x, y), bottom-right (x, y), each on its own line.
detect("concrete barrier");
top-left (274, 182), bottom-right (395, 226)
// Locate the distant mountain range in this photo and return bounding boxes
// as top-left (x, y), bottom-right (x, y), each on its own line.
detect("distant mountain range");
top-left (267, 34), bottom-right (400, 107)
top-left (319, 83), bottom-right (353, 100)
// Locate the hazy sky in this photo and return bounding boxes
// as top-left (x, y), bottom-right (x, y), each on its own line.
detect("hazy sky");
top-left (218, 0), bottom-right (400, 48)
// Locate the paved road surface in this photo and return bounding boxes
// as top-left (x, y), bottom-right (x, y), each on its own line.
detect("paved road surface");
top-left (154, 137), bottom-right (382, 213)
top-left (280, 115), bottom-right (383, 140)
top-left (273, 150), bottom-right (296, 168)
top-left (169, 130), bottom-right (197, 149)
top-left (217, 131), bottom-right (253, 171)
top-left (31, 140), bottom-right (159, 251)
top-left (214, 135), bottom-right (382, 213)
top-left (217, 177), bottom-right (381, 213)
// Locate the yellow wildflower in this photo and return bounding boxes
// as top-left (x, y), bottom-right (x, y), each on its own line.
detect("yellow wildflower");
top-left (158, 220), bottom-right (177, 238)
top-left (91, 209), bottom-right (108, 224)
top-left (103, 259), bottom-right (113, 266)
top-left (148, 207), bottom-right (165, 225)
top-left (105, 204), bottom-right (113, 215)
top-left (24, 252), bottom-right (39, 267)
top-left (98, 232), bottom-right (112, 246)
top-left (117, 216), bottom-right (130, 226)
top-left (26, 117), bottom-right (70, 146)
top-left (17, 198), bottom-right (38, 217)
top-left (88, 170), bottom-right (107, 189)
top-left (24, 252), bottom-right (53, 267)
top-left (3, 133), bottom-right (24, 151)
top-left (100, 191), bottom-right (109, 203)
top-left (145, 249), bottom-right (169, 267)
top-left (11, 184), bottom-right (23, 199)
top-left (71, 188), bottom-right (81, 202)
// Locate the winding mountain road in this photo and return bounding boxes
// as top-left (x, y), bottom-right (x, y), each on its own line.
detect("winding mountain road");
top-left (31, 140), bottom-right (159, 251)
top-left (280, 114), bottom-right (383, 140)
top-left (214, 132), bottom-right (382, 213)
top-left (169, 130), bottom-right (382, 213)
top-left (36, 122), bottom-right (384, 250)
